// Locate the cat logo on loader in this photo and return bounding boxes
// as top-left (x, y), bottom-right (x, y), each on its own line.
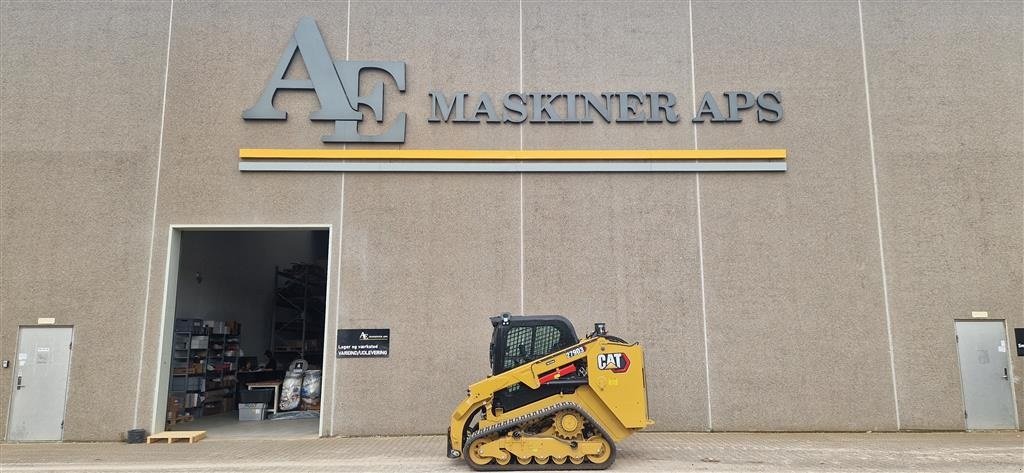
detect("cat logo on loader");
top-left (596, 353), bottom-right (630, 373)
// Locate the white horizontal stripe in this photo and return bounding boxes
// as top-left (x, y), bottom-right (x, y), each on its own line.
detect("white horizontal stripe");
top-left (239, 161), bottom-right (787, 173)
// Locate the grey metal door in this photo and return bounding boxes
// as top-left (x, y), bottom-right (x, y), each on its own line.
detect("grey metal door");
top-left (7, 326), bottom-right (74, 441)
top-left (955, 321), bottom-right (1017, 430)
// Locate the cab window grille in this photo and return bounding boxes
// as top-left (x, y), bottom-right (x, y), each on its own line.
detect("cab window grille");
top-left (533, 325), bottom-right (561, 357)
top-left (504, 326), bottom-right (534, 370)
top-left (503, 325), bottom-right (567, 371)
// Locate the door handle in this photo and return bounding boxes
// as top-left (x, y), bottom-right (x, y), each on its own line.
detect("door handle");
top-left (1003, 368), bottom-right (1009, 380)
top-left (15, 375), bottom-right (24, 390)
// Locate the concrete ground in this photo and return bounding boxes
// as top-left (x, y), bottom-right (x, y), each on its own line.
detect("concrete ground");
top-left (182, 412), bottom-right (319, 439)
top-left (1, 432), bottom-right (1021, 472)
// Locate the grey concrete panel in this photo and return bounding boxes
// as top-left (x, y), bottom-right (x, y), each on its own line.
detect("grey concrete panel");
top-left (862, 2), bottom-right (1024, 430)
top-left (336, 173), bottom-right (520, 435)
top-left (0, 2), bottom-right (171, 440)
top-left (332, 1), bottom-right (523, 436)
top-left (348, 0), bottom-right (521, 150)
top-left (522, 174), bottom-right (707, 431)
top-left (133, 2), bottom-right (351, 436)
top-left (327, 0), bottom-right (520, 436)
top-left (152, 2), bottom-right (349, 224)
top-left (321, 0), bottom-right (528, 436)
top-left (520, 2), bottom-right (706, 431)
top-left (131, 0), bottom-right (525, 438)
top-left (521, 1), bottom-right (692, 150)
top-left (693, 1), bottom-right (898, 431)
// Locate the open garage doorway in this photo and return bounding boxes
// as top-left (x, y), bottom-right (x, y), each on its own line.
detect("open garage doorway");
top-left (157, 227), bottom-right (331, 439)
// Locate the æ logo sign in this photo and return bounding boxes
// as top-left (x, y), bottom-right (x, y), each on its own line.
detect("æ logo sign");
top-left (337, 328), bottom-right (390, 358)
top-left (243, 17), bottom-right (783, 146)
top-left (243, 17), bottom-right (406, 143)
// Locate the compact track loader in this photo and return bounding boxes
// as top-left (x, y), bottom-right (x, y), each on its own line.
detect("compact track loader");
top-left (448, 314), bottom-right (653, 470)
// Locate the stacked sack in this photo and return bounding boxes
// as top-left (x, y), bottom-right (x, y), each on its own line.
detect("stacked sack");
top-left (300, 370), bottom-right (321, 410)
top-left (278, 360), bottom-right (322, 412)
top-left (279, 359), bottom-right (306, 412)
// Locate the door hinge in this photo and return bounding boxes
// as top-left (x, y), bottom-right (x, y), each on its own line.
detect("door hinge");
top-left (964, 411), bottom-right (968, 419)
top-left (69, 341), bottom-right (73, 350)
top-left (60, 420), bottom-right (64, 430)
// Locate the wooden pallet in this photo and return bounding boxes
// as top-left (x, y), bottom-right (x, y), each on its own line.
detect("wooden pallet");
top-left (146, 430), bottom-right (206, 444)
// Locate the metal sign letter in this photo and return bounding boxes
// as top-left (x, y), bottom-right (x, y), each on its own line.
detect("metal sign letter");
top-left (243, 17), bottom-right (406, 143)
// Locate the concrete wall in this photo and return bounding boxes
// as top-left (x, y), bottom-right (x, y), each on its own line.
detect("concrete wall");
top-left (1, 1), bottom-right (1020, 440)
top-left (0, 1), bottom-right (171, 440)
top-left (694, 1), bottom-right (896, 431)
top-left (862, 1), bottom-right (1024, 430)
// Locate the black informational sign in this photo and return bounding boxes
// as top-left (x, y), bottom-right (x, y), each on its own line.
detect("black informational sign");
top-left (337, 329), bottom-right (390, 358)
top-left (1015, 328), bottom-right (1024, 356)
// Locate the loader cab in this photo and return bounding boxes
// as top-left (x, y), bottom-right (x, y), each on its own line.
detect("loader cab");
top-left (489, 314), bottom-right (579, 376)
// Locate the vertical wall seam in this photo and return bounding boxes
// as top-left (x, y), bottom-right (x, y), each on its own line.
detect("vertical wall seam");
top-left (330, 0), bottom-right (351, 436)
top-left (344, 0), bottom-right (351, 147)
top-left (345, 0), bottom-right (351, 61)
top-left (330, 175), bottom-right (346, 435)
top-left (688, 0), bottom-right (699, 155)
top-left (518, 0), bottom-right (525, 315)
top-left (133, 0), bottom-right (174, 428)
top-left (318, 222), bottom-right (334, 439)
top-left (519, 174), bottom-right (524, 314)
top-left (688, 0), bottom-right (713, 432)
top-left (858, 0), bottom-right (902, 431)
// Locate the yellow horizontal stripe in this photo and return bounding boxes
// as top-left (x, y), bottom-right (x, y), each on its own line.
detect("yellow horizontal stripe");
top-left (239, 148), bottom-right (786, 161)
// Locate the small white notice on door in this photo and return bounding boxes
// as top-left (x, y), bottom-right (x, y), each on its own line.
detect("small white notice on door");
top-left (998, 340), bottom-right (1007, 353)
top-left (36, 347), bottom-right (50, 364)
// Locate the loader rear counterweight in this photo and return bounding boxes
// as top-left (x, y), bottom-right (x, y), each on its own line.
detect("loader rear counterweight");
top-left (448, 314), bottom-right (653, 470)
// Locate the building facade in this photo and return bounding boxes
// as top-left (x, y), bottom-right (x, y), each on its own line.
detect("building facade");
top-left (1, 1), bottom-right (1022, 441)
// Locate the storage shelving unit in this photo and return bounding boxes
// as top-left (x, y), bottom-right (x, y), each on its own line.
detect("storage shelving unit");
top-left (168, 319), bottom-right (242, 425)
top-left (270, 263), bottom-right (326, 365)
top-left (168, 322), bottom-right (209, 423)
top-left (202, 327), bottom-right (241, 415)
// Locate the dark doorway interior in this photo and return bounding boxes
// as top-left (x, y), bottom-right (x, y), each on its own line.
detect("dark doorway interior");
top-left (165, 229), bottom-right (328, 438)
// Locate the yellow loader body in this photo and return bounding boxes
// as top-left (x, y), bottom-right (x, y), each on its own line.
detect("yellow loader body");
top-left (448, 316), bottom-right (652, 470)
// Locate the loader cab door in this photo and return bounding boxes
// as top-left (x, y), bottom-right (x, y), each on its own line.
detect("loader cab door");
top-left (489, 315), bottom-right (578, 375)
